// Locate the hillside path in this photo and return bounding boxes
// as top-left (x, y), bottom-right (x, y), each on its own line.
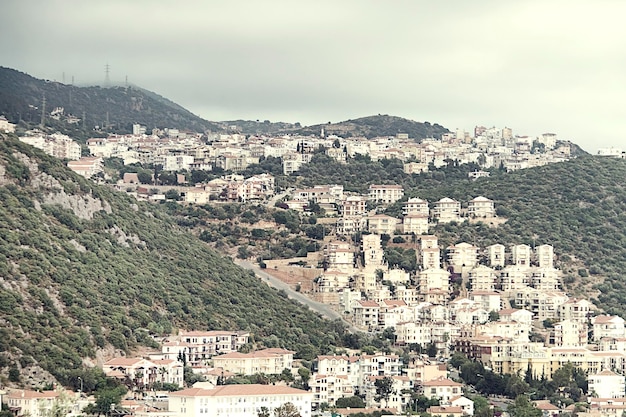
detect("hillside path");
top-left (234, 259), bottom-right (360, 333)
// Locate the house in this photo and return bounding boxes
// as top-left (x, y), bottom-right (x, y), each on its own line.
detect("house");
top-left (162, 331), bottom-right (250, 367)
top-left (511, 244), bottom-right (532, 266)
top-left (469, 291), bottom-right (501, 312)
top-left (449, 395), bottom-right (475, 416)
top-left (363, 375), bottom-right (412, 409)
top-left (340, 195), bottom-right (367, 217)
top-left (559, 298), bottom-right (593, 323)
top-left (422, 377), bottom-right (463, 402)
top-left (536, 244), bottom-right (555, 268)
top-left (169, 385), bottom-right (312, 417)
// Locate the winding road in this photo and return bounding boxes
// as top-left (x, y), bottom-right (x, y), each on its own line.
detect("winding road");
top-left (234, 258), bottom-right (361, 333)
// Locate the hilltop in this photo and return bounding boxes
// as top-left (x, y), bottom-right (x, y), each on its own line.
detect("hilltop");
top-left (0, 67), bottom-right (221, 135)
top-left (0, 134), bottom-right (349, 387)
top-left (289, 114), bottom-right (449, 139)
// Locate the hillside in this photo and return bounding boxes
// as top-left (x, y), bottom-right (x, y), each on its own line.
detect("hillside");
top-left (289, 114), bottom-right (449, 139)
top-left (0, 67), bottom-right (221, 136)
top-left (0, 134), bottom-right (349, 387)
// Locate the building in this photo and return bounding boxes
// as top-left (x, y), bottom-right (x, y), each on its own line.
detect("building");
top-left (162, 331), bottom-right (250, 367)
top-left (368, 184), bottom-right (404, 205)
top-left (67, 157), bottom-right (103, 178)
top-left (422, 377), bottom-right (463, 402)
top-left (588, 370), bottom-right (626, 398)
top-left (403, 197), bottom-right (429, 216)
top-left (169, 385), bottom-right (312, 417)
top-left (467, 196), bottom-right (495, 218)
top-left (592, 316), bottom-right (626, 342)
top-left (433, 198), bottom-right (461, 223)
top-left (447, 242), bottom-right (479, 271)
top-left (367, 214), bottom-right (400, 235)
top-left (6, 390), bottom-right (61, 417)
top-left (340, 195), bottom-right (367, 217)
top-left (211, 348), bottom-right (294, 375)
top-left (488, 244), bottom-right (506, 267)
top-left (310, 374), bottom-right (353, 409)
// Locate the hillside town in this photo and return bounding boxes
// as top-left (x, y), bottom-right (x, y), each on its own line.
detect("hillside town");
top-left (4, 114), bottom-right (626, 417)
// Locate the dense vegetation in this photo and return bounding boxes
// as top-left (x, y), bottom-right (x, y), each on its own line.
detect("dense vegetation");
top-left (0, 136), bottom-right (351, 386)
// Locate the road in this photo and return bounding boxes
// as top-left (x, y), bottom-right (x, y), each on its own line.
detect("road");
top-left (234, 258), bottom-right (361, 333)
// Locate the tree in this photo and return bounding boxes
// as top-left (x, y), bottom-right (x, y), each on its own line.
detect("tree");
top-left (508, 395), bottom-right (542, 417)
top-left (374, 376), bottom-right (394, 407)
top-left (273, 402), bottom-right (301, 417)
top-left (257, 406), bottom-right (271, 417)
top-left (336, 396), bottom-right (366, 408)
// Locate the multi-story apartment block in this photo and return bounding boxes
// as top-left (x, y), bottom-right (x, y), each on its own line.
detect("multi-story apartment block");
top-left (6, 390), bottom-right (61, 417)
top-left (169, 385), bottom-right (312, 417)
top-left (403, 213), bottom-right (429, 234)
top-left (588, 370), bottom-right (626, 399)
top-left (468, 265), bottom-right (497, 292)
top-left (422, 377), bottom-right (463, 402)
top-left (550, 319), bottom-right (588, 347)
top-left (420, 235), bottom-right (441, 269)
top-left (433, 198), bottom-right (461, 223)
top-left (514, 289), bottom-right (568, 320)
top-left (368, 184), bottom-right (404, 204)
top-left (211, 348), bottom-right (294, 375)
top-left (352, 300), bottom-right (380, 330)
top-left (488, 244), bottom-right (506, 267)
top-left (467, 196), bottom-right (495, 218)
top-left (367, 214), bottom-right (400, 235)
top-left (446, 242), bottom-right (479, 271)
top-left (558, 298), bottom-right (593, 322)
top-left (535, 244), bottom-right (555, 268)
top-left (310, 374), bottom-right (353, 409)
top-left (67, 157), bottom-right (104, 178)
top-left (592, 315), bottom-right (626, 342)
top-left (403, 197), bottom-right (430, 216)
top-left (511, 244), bottom-right (532, 266)
top-left (162, 331), bottom-right (250, 367)
top-left (340, 195), bottom-right (368, 217)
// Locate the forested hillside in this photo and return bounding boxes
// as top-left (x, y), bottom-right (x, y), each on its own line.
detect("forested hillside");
top-left (0, 135), bottom-right (348, 386)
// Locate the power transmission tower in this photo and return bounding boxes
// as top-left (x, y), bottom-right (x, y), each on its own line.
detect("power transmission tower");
top-left (104, 63), bottom-right (111, 87)
top-left (40, 94), bottom-right (46, 128)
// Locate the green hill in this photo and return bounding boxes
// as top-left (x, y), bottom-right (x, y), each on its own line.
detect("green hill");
top-left (290, 114), bottom-right (449, 139)
top-left (0, 134), bottom-right (349, 387)
top-left (0, 67), bottom-right (221, 136)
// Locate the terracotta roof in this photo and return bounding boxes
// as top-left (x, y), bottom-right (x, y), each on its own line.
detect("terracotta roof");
top-left (7, 390), bottom-right (59, 399)
top-left (422, 377), bottom-right (462, 387)
top-left (170, 384), bottom-right (308, 397)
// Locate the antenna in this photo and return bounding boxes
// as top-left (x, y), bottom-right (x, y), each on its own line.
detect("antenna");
top-left (104, 63), bottom-right (111, 87)
top-left (40, 94), bottom-right (46, 128)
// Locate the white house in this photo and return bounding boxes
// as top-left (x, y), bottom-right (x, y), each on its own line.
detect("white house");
top-left (588, 370), bottom-right (626, 398)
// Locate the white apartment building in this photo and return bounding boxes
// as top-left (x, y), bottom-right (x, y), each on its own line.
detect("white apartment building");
top-left (403, 197), bottom-right (430, 216)
top-left (169, 385), bottom-right (312, 417)
top-left (511, 244), bottom-right (532, 266)
top-left (467, 196), bottom-right (495, 218)
top-left (488, 244), bottom-right (506, 267)
top-left (211, 348), bottom-right (294, 375)
top-left (468, 265), bottom-right (497, 292)
top-left (6, 390), bottom-right (62, 417)
top-left (446, 242), bottom-right (479, 271)
top-left (588, 370), bottom-right (626, 399)
top-left (433, 198), bottom-right (461, 223)
top-left (592, 316), bottom-right (626, 342)
top-left (368, 184), bottom-right (404, 204)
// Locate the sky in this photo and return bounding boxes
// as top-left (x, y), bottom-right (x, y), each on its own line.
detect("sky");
top-left (2, 1), bottom-right (625, 152)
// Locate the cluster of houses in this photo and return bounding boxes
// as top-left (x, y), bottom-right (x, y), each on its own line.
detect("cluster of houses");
top-left (283, 184), bottom-right (495, 235)
top-left (81, 123), bottom-right (573, 176)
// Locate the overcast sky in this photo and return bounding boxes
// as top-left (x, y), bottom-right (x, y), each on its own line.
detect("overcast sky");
top-left (2, 1), bottom-right (625, 151)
